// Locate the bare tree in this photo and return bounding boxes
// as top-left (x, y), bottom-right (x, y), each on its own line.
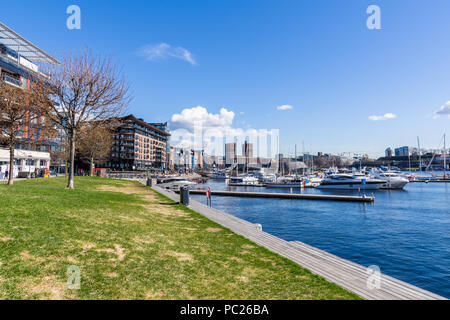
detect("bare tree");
top-left (44, 50), bottom-right (130, 189)
top-left (0, 80), bottom-right (51, 185)
top-left (314, 157), bottom-right (325, 168)
top-left (77, 123), bottom-right (113, 176)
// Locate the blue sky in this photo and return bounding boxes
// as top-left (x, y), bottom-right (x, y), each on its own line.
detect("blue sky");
top-left (2, 0), bottom-right (450, 157)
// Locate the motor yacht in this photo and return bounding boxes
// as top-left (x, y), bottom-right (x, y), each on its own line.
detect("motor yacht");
top-left (252, 168), bottom-right (277, 183)
top-left (227, 176), bottom-right (260, 186)
top-left (157, 177), bottom-right (197, 190)
top-left (371, 170), bottom-right (409, 189)
top-left (316, 174), bottom-right (385, 190)
top-left (265, 176), bottom-right (305, 188)
top-left (208, 171), bottom-right (229, 179)
top-left (303, 175), bottom-right (323, 187)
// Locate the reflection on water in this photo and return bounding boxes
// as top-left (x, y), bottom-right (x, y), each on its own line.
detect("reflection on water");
top-left (190, 181), bottom-right (450, 298)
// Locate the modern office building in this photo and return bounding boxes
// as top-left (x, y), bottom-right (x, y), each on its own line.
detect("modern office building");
top-left (0, 22), bottom-right (60, 177)
top-left (385, 147), bottom-right (393, 157)
top-left (242, 142), bottom-right (254, 158)
top-left (106, 114), bottom-right (170, 171)
top-left (395, 146), bottom-right (409, 157)
top-left (225, 142), bottom-right (237, 165)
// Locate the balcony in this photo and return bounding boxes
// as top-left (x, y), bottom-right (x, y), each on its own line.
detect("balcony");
top-left (1, 72), bottom-right (23, 87)
top-left (0, 50), bottom-right (51, 78)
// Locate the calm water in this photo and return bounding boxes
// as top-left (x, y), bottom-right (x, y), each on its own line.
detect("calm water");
top-left (191, 180), bottom-right (450, 298)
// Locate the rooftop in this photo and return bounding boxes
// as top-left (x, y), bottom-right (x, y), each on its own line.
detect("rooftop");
top-left (120, 114), bottom-right (171, 136)
top-left (0, 21), bottom-right (60, 65)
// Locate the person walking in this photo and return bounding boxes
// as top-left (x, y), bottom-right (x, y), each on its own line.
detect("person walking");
top-left (206, 187), bottom-right (212, 207)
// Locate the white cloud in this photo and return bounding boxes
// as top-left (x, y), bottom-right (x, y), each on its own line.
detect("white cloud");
top-left (434, 101), bottom-right (450, 118)
top-left (138, 43), bottom-right (196, 65)
top-left (170, 106), bottom-right (234, 131)
top-left (169, 106), bottom-right (279, 157)
top-left (368, 113), bottom-right (397, 121)
top-left (277, 104), bottom-right (293, 111)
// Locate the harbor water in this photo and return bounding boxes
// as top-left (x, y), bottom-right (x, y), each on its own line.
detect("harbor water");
top-left (191, 180), bottom-right (450, 298)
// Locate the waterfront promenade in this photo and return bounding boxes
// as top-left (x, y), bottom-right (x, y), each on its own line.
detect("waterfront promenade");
top-left (153, 185), bottom-right (445, 300)
top-left (0, 177), bottom-right (358, 299)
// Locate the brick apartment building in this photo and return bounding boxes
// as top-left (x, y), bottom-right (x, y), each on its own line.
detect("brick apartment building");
top-left (106, 114), bottom-right (170, 171)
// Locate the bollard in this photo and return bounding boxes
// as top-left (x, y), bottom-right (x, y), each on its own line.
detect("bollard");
top-left (255, 224), bottom-right (263, 232)
top-left (146, 177), bottom-right (152, 187)
top-left (180, 186), bottom-right (190, 206)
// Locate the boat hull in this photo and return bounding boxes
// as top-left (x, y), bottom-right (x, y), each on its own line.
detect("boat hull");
top-left (380, 180), bottom-right (409, 190)
top-left (316, 182), bottom-right (384, 190)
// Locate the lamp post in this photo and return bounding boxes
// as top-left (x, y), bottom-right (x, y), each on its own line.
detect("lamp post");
top-left (28, 155), bottom-right (32, 178)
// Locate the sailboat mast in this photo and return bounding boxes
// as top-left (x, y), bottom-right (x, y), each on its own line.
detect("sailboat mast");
top-left (408, 149), bottom-right (411, 173)
top-left (444, 133), bottom-right (447, 179)
top-left (417, 136), bottom-right (422, 173)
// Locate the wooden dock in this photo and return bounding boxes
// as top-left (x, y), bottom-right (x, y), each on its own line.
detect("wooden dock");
top-left (176, 189), bottom-right (375, 203)
top-left (153, 185), bottom-right (445, 300)
top-left (410, 179), bottom-right (450, 183)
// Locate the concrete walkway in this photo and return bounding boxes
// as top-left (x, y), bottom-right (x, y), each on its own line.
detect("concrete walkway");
top-left (152, 185), bottom-right (445, 300)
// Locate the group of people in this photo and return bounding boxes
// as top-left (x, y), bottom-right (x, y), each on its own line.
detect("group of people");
top-left (0, 168), bottom-right (9, 180)
top-left (0, 167), bottom-right (47, 180)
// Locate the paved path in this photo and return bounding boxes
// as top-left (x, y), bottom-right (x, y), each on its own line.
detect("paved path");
top-left (151, 184), bottom-right (445, 300)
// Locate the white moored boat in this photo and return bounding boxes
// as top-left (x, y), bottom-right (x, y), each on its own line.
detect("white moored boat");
top-left (208, 171), bottom-right (229, 179)
top-left (227, 176), bottom-right (260, 186)
top-left (157, 177), bottom-right (197, 190)
top-left (371, 170), bottom-right (409, 189)
top-left (316, 174), bottom-right (385, 190)
top-left (304, 175), bottom-right (323, 187)
top-left (265, 176), bottom-right (305, 188)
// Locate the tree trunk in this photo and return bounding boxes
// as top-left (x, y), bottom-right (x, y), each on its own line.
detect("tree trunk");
top-left (90, 157), bottom-right (94, 177)
top-left (8, 144), bottom-right (14, 186)
top-left (67, 130), bottom-right (76, 189)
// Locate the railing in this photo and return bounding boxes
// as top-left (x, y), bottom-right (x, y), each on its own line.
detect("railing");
top-left (107, 171), bottom-right (150, 180)
top-left (1, 73), bottom-right (22, 87)
top-left (0, 53), bottom-right (50, 79)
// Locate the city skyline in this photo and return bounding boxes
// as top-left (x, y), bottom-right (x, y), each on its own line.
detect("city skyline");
top-left (1, 1), bottom-right (450, 158)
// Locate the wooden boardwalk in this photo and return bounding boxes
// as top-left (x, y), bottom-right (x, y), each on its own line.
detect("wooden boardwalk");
top-left (176, 189), bottom-right (375, 202)
top-left (151, 185), bottom-right (446, 300)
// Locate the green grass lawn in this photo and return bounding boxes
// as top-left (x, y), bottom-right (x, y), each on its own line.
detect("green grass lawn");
top-left (0, 177), bottom-right (360, 300)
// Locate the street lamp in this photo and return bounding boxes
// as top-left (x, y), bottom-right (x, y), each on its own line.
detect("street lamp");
top-left (28, 155), bottom-right (32, 178)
